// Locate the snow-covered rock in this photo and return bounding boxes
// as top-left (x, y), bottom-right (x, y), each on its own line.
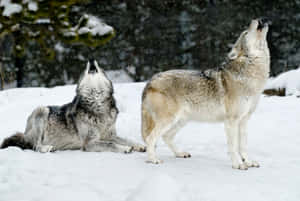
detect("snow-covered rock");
top-left (264, 67), bottom-right (300, 97)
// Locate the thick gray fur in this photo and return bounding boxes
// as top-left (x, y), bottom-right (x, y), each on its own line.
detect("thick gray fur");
top-left (1, 60), bottom-right (146, 153)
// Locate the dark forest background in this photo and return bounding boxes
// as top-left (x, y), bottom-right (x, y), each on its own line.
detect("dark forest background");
top-left (0, 0), bottom-right (299, 88)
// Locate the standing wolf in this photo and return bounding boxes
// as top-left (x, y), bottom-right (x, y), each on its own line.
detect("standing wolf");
top-left (1, 60), bottom-right (146, 153)
top-left (142, 19), bottom-right (270, 170)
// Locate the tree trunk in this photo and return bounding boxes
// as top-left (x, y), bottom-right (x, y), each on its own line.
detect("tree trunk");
top-left (16, 56), bottom-right (25, 88)
top-left (0, 63), bottom-right (4, 90)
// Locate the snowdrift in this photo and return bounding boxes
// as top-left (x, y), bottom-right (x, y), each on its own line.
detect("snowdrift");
top-left (264, 67), bottom-right (300, 97)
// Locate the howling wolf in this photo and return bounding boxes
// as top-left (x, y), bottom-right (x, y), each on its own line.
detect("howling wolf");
top-left (1, 60), bottom-right (146, 153)
top-left (141, 19), bottom-right (270, 170)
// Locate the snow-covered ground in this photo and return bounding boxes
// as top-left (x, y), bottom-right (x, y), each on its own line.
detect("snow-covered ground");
top-left (106, 70), bottom-right (133, 83)
top-left (0, 83), bottom-right (299, 201)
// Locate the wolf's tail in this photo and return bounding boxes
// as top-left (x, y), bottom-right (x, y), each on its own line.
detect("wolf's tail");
top-left (1, 132), bottom-right (34, 150)
top-left (1, 107), bottom-right (48, 151)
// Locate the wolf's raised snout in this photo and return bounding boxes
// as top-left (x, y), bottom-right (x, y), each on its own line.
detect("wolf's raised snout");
top-left (257, 17), bottom-right (270, 30)
top-left (88, 59), bottom-right (98, 74)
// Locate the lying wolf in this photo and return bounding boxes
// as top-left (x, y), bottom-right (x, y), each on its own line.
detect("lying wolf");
top-left (1, 60), bottom-right (146, 153)
top-left (142, 19), bottom-right (270, 170)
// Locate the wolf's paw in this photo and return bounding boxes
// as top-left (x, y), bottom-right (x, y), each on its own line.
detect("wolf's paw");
top-left (244, 160), bottom-right (260, 168)
top-left (232, 163), bottom-right (248, 170)
top-left (133, 145), bottom-right (146, 152)
top-left (146, 158), bottom-right (163, 164)
top-left (38, 145), bottom-right (53, 153)
top-left (124, 146), bottom-right (134, 154)
top-left (176, 152), bottom-right (191, 158)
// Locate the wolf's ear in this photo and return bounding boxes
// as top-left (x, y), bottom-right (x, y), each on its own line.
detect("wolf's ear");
top-left (228, 30), bottom-right (247, 60)
top-left (228, 48), bottom-right (238, 60)
top-left (93, 60), bottom-right (99, 68)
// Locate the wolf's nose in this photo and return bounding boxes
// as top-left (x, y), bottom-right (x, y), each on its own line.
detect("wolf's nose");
top-left (258, 17), bottom-right (271, 25)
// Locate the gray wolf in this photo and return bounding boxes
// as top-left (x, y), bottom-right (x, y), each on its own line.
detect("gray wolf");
top-left (1, 60), bottom-right (146, 153)
top-left (141, 19), bottom-right (270, 170)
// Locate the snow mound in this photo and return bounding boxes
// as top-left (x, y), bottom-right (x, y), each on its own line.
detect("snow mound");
top-left (78, 14), bottom-right (114, 36)
top-left (126, 173), bottom-right (183, 201)
top-left (0, 0), bottom-right (22, 17)
top-left (264, 67), bottom-right (300, 96)
top-left (62, 14), bottom-right (114, 39)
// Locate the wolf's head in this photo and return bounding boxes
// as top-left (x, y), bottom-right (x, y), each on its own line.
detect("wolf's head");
top-left (228, 18), bottom-right (270, 60)
top-left (77, 60), bottom-right (112, 94)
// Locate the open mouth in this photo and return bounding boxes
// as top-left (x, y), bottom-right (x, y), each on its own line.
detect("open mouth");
top-left (88, 62), bottom-right (98, 74)
top-left (257, 18), bottom-right (269, 31)
top-left (257, 19), bottom-right (264, 31)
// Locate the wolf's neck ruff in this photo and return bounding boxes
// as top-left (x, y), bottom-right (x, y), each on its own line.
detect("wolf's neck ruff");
top-left (76, 87), bottom-right (110, 114)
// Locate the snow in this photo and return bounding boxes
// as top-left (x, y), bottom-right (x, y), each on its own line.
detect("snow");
top-left (106, 70), bottom-right (133, 83)
top-left (63, 14), bottom-right (114, 39)
top-left (265, 67), bottom-right (300, 96)
top-left (78, 15), bottom-right (114, 36)
top-left (63, 31), bottom-right (76, 37)
top-left (0, 0), bottom-right (22, 17)
top-left (127, 173), bottom-right (183, 201)
top-left (0, 83), bottom-right (300, 201)
top-left (28, 1), bottom-right (37, 12)
top-left (35, 18), bottom-right (51, 24)
top-left (54, 43), bottom-right (65, 53)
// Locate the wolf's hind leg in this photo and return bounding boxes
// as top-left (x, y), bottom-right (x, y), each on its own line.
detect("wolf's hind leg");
top-left (162, 119), bottom-right (190, 158)
top-left (145, 119), bottom-right (179, 164)
top-left (142, 90), bottom-right (180, 164)
top-left (84, 140), bottom-right (133, 153)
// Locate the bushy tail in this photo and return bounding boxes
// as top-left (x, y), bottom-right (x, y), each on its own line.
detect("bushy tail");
top-left (1, 132), bottom-right (34, 150)
top-left (1, 106), bottom-right (48, 151)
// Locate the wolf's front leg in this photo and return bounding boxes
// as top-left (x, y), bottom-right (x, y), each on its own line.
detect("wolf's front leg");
top-left (239, 117), bottom-right (260, 168)
top-left (77, 124), bottom-right (132, 153)
top-left (36, 145), bottom-right (53, 153)
top-left (225, 120), bottom-right (248, 170)
top-left (111, 136), bottom-right (146, 152)
top-left (110, 126), bottom-right (146, 152)
top-left (83, 140), bottom-right (133, 153)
